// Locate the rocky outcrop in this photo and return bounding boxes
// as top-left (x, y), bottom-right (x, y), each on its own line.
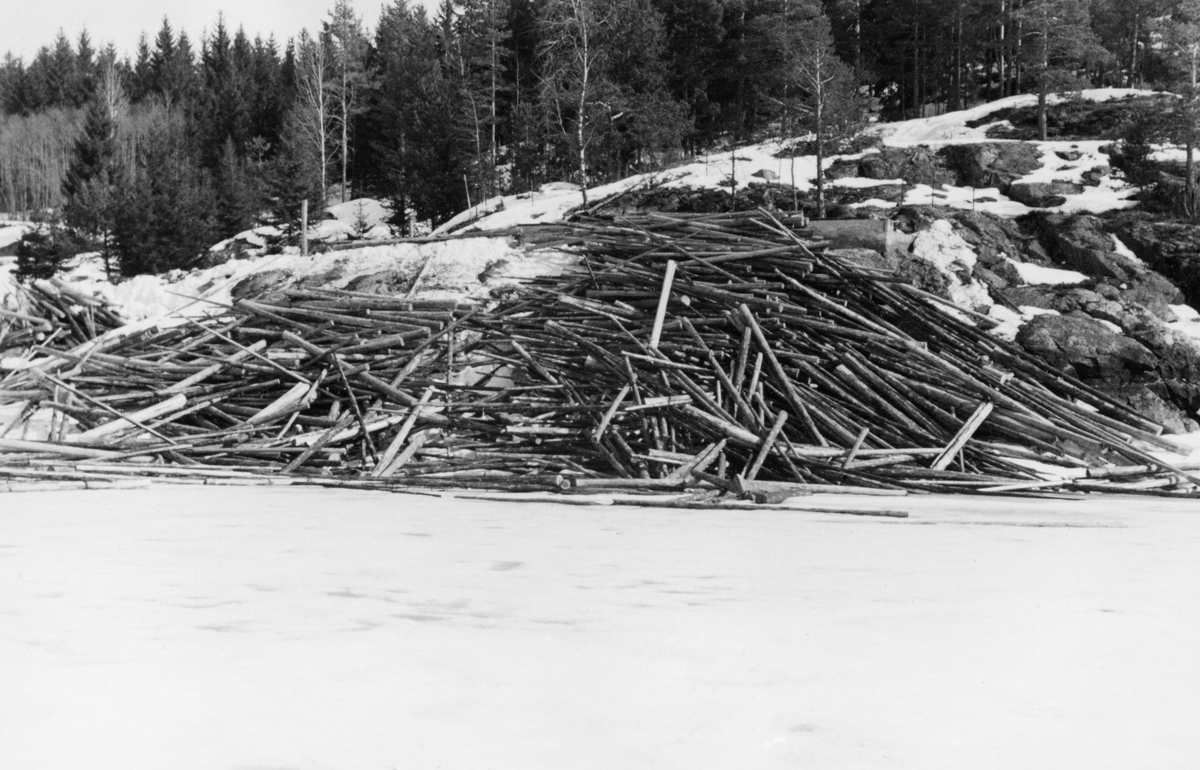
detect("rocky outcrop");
top-left (231, 269), bottom-right (292, 302)
top-left (1113, 219), bottom-right (1200, 309)
top-left (345, 269), bottom-right (414, 294)
top-left (893, 208), bottom-right (1200, 431)
top-left (1097, 384), bottom-right (1200, 435)
top-left (1007, 181), bottom-right (1085, 208)
top-left (1119, 271), bottom-right (1184, 322)
top-left (1016, 312), bottom-right (1158, 381)
top-left (940, 142), bottom-right (1043, 189)
top-left (1032, 213), bottom-right (1139, 282)
top-left (857, 147), bottom-right (957, 186)
top-left (1080, 166), bottom-right (1109, 187)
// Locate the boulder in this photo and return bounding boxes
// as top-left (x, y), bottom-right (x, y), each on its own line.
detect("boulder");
top-left (858, 147), bottom-right (956, 186)
top-left (231, 269), bottom-right (292, 302)
top-left (1016, 312), bottom-right (1158, 381)
top-left (751, 168), bottom-right (779, 182)
top-left (1055, 149), bottom-right (1084, 162)
top-left (1007, 181), bottom-right (1084, 208)
top-left (940, 142), bottom-right (1043, 188)
top-left (344, 269), bottom-right (413, 295)
top-left (1080, 166), bottom-right (1109, 187)
top-left (1095, 384), bottom-right (1199, 435)
top-left (1115, 220), bottom-right (1200, 308)
top-left (824, 160), bottom-right (860, 179)
top-left (1119, 271), bottom-right (1184, 322)
top-left (1001, 286), bottom-right (1058, 310)
top-left (1034, 214), bottom-right (1137, 282)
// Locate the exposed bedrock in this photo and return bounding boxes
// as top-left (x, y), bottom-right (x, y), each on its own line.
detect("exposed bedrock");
top-left (1113, 219), bottom-right (1200, 310)
top-left (1006, 181), bottom-right (1085, 208)
top-left (1016, 312), bottom-right (1158, 382)
top-left (891, 208), bottom-right (1200, 431)
top-left (940, 142), bottom-right (1044, 189)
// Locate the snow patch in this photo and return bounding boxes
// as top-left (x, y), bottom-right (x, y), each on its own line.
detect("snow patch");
top-left (1110, 234), bottom-right (1143, 266)
top-left (0, 221), bottom-right (33, 251)
top-left (1167, 303), bottom-right (1200, 350)
top-left (1008, 259), bottom-right (1089, 286)
top-left (327, 198), bottom-right (393, 231)
top-left (876, 89), bottom-right (1166, 145)
top-left (986, 304), bottom-right (1061, 341)
top-left (909, 220), bottom-right (993, 312)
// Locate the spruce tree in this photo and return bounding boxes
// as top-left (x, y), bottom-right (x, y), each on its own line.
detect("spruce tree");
top-left (110, 125), bottom-right (217, 276)
top-left (62, 94), bottom-right (119, 274)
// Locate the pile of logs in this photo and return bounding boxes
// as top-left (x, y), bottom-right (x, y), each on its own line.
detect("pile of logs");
top-left (1, 210), bottom-right (1197, 502)
top-left (1, 277), bottom-right (126, 361)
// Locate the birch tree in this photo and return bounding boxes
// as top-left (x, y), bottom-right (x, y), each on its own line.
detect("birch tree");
top-left (293, 29), bottom-right (332, 208)
top-left (325, 0), bottom-right (370, 203)
top-left (539, 0), bottom-right (614, 206)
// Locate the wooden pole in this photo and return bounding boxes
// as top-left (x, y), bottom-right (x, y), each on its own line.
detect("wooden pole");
top-left (301, 199), bottom-right (309, 257)
top-left (649, 260), bottom-right (677, 350)
top-left (931, 401), bottom-right (994, 471)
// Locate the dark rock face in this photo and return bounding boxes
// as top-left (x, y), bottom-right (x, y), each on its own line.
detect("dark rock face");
top-left (1016, 312), bottom-right (1158, 381)
top-left (1120, 272), bottom-right (1184, 322)
top-left (1007, 181), bottom-right (1085, 208)
top-left (1114, 220), bottom-right (1200, 309)
top-left (825, 160), bottom-right (860, 179)
top-left (894, 207), bottom-right (1200, 430)
top-left (1097, 384), bottom-right (1200, 434)
top-left (1001, 286), bottom-right (1058, 309)
top-left (1080, 166), bottom-right (1109, 187)
top-left (941, 142), bottom-right (1043, 188)
top-left (1032, 214), bottom-right (1138, 282)
top-left (231, 269), bottom-right (292, 302)
top-left (345, 269), bottom-right (413, 295)
top-left (858, 147), bottom-right (956, 186)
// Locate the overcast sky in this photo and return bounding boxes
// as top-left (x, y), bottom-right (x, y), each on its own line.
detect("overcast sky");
top-left (2, 0), bottom-right (440, 61)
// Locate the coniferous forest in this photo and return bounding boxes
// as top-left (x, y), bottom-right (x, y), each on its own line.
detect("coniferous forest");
top-left (3, 0), bottom-right (1200, 277)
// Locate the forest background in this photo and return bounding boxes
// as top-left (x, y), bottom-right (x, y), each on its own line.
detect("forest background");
top-left (3, 0), bottom-right (1200, 277)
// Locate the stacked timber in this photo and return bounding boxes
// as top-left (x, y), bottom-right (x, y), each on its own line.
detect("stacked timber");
top-left (1, 210), bottom-right (1197, 502)
top-left (1, 277), bottom-right (127, 359)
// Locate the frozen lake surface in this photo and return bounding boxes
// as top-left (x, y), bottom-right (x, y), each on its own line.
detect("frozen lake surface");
top-left (3, 487), bottom-right (1198, 769)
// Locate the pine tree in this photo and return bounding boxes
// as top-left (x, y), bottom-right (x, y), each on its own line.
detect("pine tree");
top-left (1014, 0), bottom-right (1108, 140)
top-left (792, 10), bottom-right (869, 217)
top-left (454, 0), bottom-right (512, 200)
top-left (1158, 0), bottom-right (1200, 214)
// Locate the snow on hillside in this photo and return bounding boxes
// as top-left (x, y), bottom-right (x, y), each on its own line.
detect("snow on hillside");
top-left (442, 89), bottom-right (1162, 234)
top-left (0, 221), bottom-right (32, 252)
top-left (875, 87), bottom-right (1161, 144)
top-left (1, 231), bottom-right (568, 329)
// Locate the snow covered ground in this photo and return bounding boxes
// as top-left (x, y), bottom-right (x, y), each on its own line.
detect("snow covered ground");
top-left (439, 89), bottom-right (1161, 234)
top-left (3, 486), bottom-right (1199, 769)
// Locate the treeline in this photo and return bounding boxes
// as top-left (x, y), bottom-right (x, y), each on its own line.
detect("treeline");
top-left (5, 0), bottom-right (1200, 275)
